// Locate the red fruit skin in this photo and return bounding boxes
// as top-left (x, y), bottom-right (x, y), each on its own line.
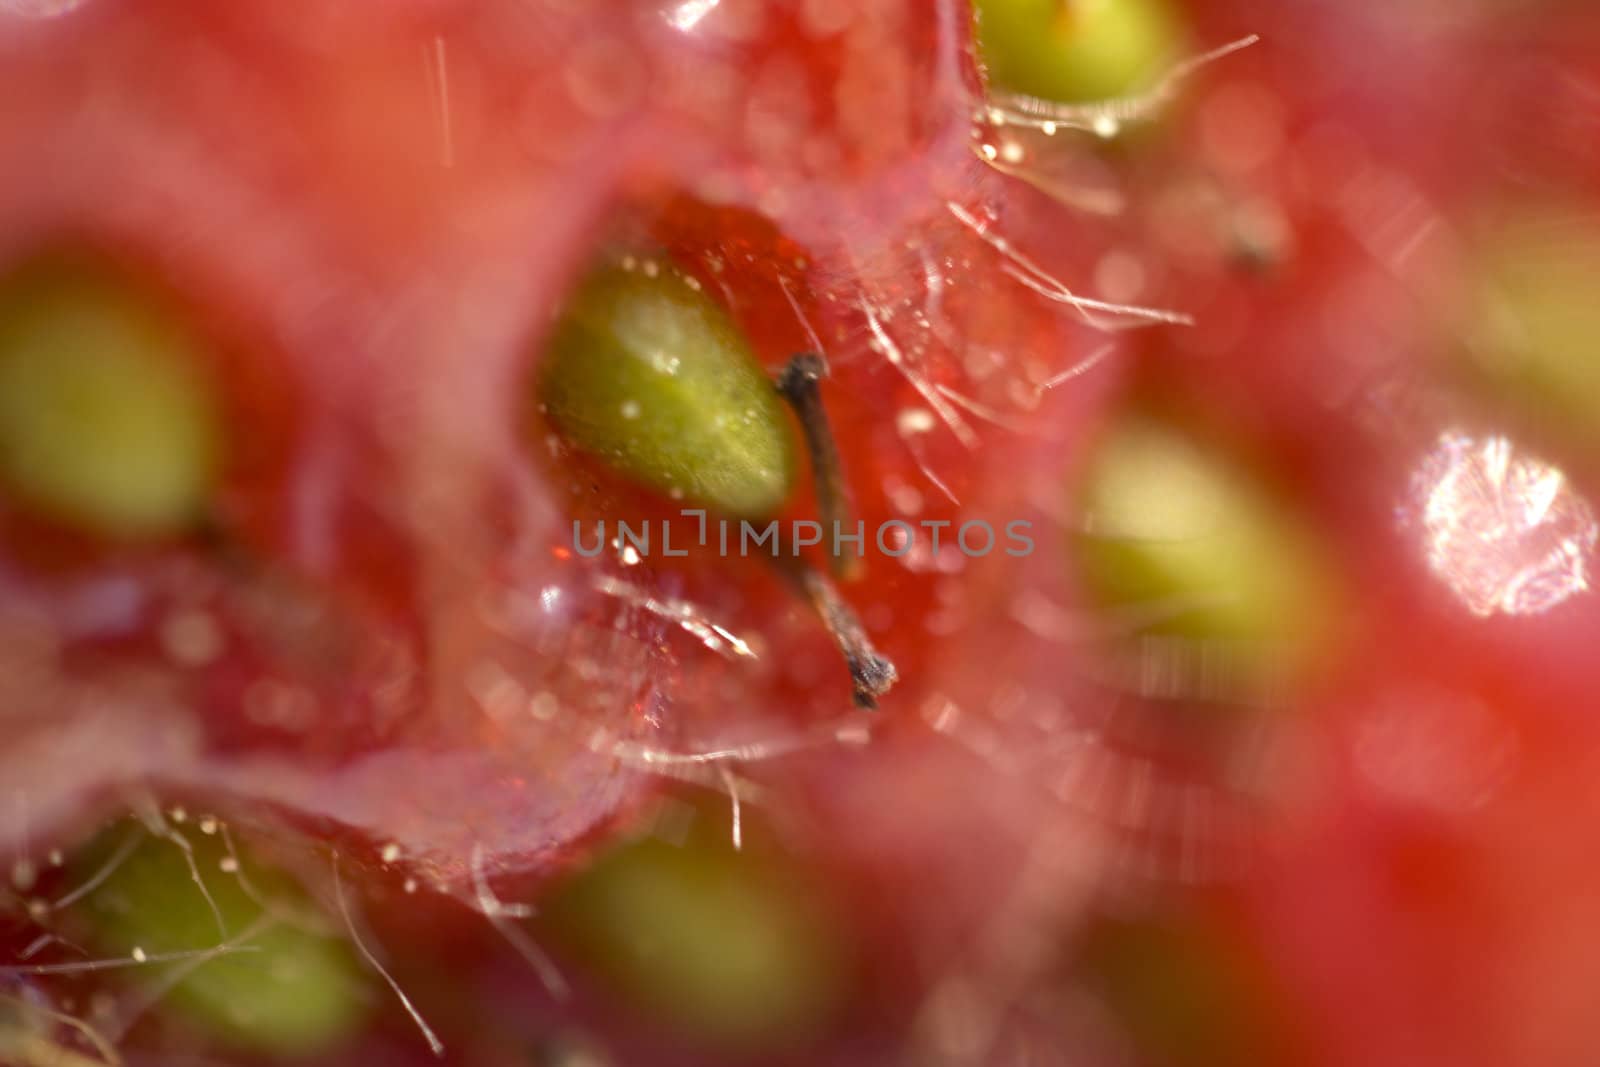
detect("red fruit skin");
top-left (0, 0), bottom-right (702, 884)
top-left (0, 0), bottom-right (1121, 901)
top-left (1131, 7), bottom-right (1600, 1067)
top-left (9, 2), bottom-right (1600, 1066)
top-left (0, 6), bottom-right (1190, 1061)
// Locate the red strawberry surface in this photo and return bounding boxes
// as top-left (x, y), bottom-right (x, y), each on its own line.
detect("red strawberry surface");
top-left (3, 1), bottom-right (1600, 1066)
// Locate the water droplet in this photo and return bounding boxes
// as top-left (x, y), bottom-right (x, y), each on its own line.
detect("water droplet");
top-left (897, 408), bottom-right (936, 435)
top-left (531, 691), bottom-right (559, 721)
top-left (11, 857), bottom-right (37, 891)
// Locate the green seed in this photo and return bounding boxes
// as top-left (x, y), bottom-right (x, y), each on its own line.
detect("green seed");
top-left (536, 259), bottom-right (797, 519)
top-left (0, 258), bottom-right (222, 539)
top-left (1470, 206), bottom-right (1600, 443)
top-left (974, 0), bottom-right (1185, 105)
top-left (1074, 416), bottom-right (1336, 679)
top-left (543, 817), bottom-right (846, 1048)
top-left (1078, 911), bottom-right (1282, 1067)
top-left (70, 825), bottom-right (368, 1056)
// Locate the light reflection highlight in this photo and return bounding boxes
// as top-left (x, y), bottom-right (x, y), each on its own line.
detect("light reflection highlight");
top-left (665, 0), bottom-right (721, 32)
top-left (1412, 431), bottom-right (1596, 617)
top-left (0, 0), bottom-right (91, 17)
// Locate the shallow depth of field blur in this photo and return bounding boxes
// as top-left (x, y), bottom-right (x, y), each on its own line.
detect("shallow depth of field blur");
top-left (3, 1), bottom-right (1600, 1066)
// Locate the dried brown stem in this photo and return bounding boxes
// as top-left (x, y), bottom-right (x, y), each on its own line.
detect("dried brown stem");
top-left (776, 352), bottom-right (863, 582)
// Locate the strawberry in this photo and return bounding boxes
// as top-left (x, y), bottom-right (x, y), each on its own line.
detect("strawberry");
top-left (3, 1), bottom-right (1600, 1066)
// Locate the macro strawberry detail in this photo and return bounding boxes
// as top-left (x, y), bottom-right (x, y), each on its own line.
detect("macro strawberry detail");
top-left (3, 1), bottom-right (1600, 1066)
